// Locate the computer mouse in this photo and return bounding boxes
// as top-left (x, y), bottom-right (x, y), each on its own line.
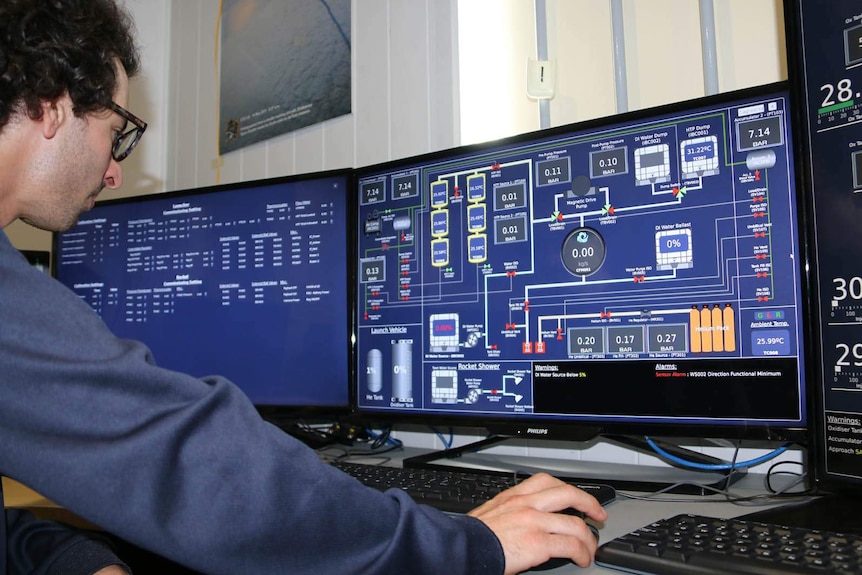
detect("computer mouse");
top-left (526, 509), bottom-right (600, 572)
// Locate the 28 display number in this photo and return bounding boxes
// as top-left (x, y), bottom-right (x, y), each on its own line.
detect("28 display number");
top-left (821, 79), bottom-right (855, 108)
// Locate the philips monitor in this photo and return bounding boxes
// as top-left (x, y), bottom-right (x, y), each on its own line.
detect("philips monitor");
top-left (353, 82), bottom-right (809, 444)
top-left (53, 170), bottom-right (353, 419)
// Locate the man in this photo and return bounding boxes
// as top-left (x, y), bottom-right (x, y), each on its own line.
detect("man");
top-left (0, 1), bottom-right (607, 574)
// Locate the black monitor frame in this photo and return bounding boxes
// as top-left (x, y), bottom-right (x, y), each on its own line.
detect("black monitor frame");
top-left (350, 82), bottom-right (813, 445)
top-left (20, 249), bottom-right (50, 273)
top-left (784, 0), bottom-right (862, 496)
top-left (51, 169), bottom-right (357, 424)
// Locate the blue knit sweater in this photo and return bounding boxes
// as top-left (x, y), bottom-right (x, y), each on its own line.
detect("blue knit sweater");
top-left (0, 229), bottom-right (504, 574)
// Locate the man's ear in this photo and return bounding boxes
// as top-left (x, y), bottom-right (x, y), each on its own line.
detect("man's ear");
top-left (39, 97), bottom-right (69, 139)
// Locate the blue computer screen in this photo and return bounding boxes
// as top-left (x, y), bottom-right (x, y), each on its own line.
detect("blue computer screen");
top-left (354, 83), bottom-right (807, 438)
top-left (54, 171), bottom-right (351, 410)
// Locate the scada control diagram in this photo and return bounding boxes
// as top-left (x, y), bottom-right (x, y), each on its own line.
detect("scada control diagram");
top-left (356, 92), bottom-right (804, 419)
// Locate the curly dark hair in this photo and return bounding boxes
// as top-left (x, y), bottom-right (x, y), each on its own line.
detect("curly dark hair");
top-left (0, 0), bottom-right (140, 132)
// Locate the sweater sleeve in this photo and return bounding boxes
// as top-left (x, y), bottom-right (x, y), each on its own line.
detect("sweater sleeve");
top-left (5, 508), bottom-right (129, 575)
top-left (0, 230), bottom-right (504, 575)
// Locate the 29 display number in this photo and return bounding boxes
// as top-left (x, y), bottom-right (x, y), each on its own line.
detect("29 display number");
top-left (836, 343), bottom-right (862, 367)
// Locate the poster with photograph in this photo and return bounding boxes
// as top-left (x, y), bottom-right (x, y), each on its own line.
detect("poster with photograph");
top-left (219, 0), bottom-right (351, 153)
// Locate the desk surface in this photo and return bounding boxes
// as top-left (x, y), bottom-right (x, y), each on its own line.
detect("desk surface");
top-left (2, 466), bottom-right (798, 575)
top-left (335, 449), bottom-right (799, 575)
top-left (2, 476), bottom-right (55, 507)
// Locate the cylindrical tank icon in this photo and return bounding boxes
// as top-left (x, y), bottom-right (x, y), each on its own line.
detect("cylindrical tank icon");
top-left (699, 305), bottom-right (713, 352)
top-left (711, 304), bottom-right (724, 352)
top-left (367, 349), bottom-right (383, 393)
top-left (723, 304), bottom-right (736, 352)
top-left (392, 341), bottom-right (413, 401)
top-left (690, 305), bottom-right (702, 353)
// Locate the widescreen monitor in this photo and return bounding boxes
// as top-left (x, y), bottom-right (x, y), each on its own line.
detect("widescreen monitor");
top-left (53, 170), bottom-right (353, 418)
top-left (353, 82), bottom-right (809, 443)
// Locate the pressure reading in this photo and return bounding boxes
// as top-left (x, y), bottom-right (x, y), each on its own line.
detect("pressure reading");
top-left (830, 277), bottom-right (862, 325)
top-left (737, 116), bottom-right (783, 151)
top-left (392, 172), bottom-right (419, 200)
top-left (360, 257), bottom-right (386, 283)
top-left (836, 342), bottom-right (862, 368)
top-left (647, 325), bottom-right (688, 352)
top-left (493, 182), bottom-right (527, 211)
top-left (493, 215), bottom-right (528, 244)
top-left (536, 157), bottom-right (571, 186)
top-left (361, 180), bottom-right (385, 205)
top-left (815, 77), bottom-right (862, 130)
top-left (590, 147), bottom-right (628, 179)
top-left (833, 276), bottom-right (862, 302)
top-left (820, 78), bottom-right (856, 109)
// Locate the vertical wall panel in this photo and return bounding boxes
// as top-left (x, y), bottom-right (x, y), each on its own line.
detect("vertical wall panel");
top-left (170, 0), bottom-right (204, 192)
top-left (428, 0), bottom-right (460, 151)
top-left (266, 135), bottom-right (297, 179)
top-left (714, 0), bottom-right (786, 92)
top-left (239, 141), bottom-right (269, 180)
top-left (195, 1), bottom-right (224, 186)
top-left (626, 0), bottom-right (704, 110)
top-left (548, 0), bottom-right (617, 126)
top-left (354, 1), bottom-right (392, 167)
top-left (389, 0), bottom-right (431, 159)
top-left (294, 127), bottom-right (326, 174)
top-left (323, 114), bottom-right (356, 170)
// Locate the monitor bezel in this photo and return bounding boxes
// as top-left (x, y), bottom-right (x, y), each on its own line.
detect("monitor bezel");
top-left (51, 168), bottom-right (358, 423)
top-left (783, 0), bottom-right (862, 494)
top-left (349, 81), bottom-right (813, 443)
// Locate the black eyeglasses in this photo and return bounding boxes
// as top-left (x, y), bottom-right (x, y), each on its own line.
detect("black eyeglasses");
top-left (108, 101), bottom-right (147, 162)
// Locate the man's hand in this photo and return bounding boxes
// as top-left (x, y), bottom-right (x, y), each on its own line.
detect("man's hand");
top-left (468, 473), bottom-right (608, 575)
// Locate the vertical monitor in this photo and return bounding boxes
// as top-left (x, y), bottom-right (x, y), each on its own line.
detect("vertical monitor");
top-left (354, 83), bottom-right (807, 441)
top-left (788, 0), bottom-right (862, 491)
top-left (53, 170), bottom-right (352, 414)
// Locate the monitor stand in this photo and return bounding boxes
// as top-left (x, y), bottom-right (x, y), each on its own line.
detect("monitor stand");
top-left (403, 434), bottom-right (747, 495)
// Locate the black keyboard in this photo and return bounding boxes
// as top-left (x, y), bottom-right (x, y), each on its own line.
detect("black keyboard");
top-left (329, 459), bottom-right (616, 514)
top-left (596, 513), bottom-right (862, 575)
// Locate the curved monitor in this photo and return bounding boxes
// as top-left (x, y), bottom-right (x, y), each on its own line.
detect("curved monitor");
top-left (353, 83), bottom-right (810, 442)
top-left (53, 170), bottom-right (353, 418)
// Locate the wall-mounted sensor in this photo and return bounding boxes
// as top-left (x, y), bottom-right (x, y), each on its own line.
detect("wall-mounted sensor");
top-left (527, 58), bottom-right (555, 100)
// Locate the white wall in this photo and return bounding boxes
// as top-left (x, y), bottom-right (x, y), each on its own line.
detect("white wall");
top-left (459, 0), bottom-right (787, 144)
top-left (166, 0), bottom-right (461, 192)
